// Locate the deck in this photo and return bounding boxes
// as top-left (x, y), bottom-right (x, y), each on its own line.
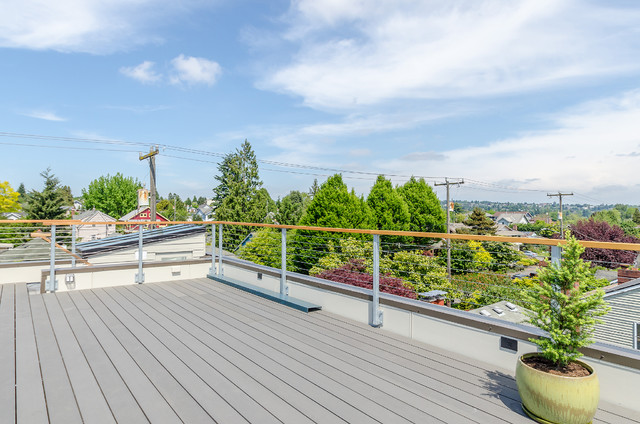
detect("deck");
top-left (1, 278), bottom-right (638, 423)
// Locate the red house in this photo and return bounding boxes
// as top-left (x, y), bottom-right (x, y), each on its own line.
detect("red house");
top-left (120, 207), bottom-right (169, 231)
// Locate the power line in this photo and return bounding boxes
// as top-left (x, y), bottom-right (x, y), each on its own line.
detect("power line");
top-left (0, 130), bottom-right (616, 202)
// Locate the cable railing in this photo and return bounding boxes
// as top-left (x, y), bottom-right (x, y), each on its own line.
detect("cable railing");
top-left (2, 218), bottom-right (639, 319)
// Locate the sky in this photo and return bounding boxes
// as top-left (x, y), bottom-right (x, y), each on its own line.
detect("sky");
top-left (2, 0), bottom-right (640, 205)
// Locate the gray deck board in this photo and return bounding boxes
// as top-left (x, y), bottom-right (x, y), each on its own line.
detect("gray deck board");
top-left (15, 283), bottom-right (49, 424)
top-left (169, 280), bottom-right (472, 423)
top-left (142, 283), bottom-right (369, 424)
top-left (0, 284), bottom-right (16, 424)
top-left (183, 278), bottom-right (530, 424)
top-left (66, 290), bottom-right (181, 424)
top-left (4, 278), bottom-right (638, 423)
top-left (80, 289), bottom-right (215, 423)
top-left (42, 293), bottom-right (116, 424)
top-left (56, 293), bottom-right (150, 424)
top-left (91, 288), bottom-right (248, 424)
top-left (29, 294), bottom-right (83, 424)
top-left (118, 284), bottom-right (315, 424)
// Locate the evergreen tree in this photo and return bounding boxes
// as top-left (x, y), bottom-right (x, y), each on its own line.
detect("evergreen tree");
top-left (294, 174), bottom-right (374, 273)
top-left (308, 179), bottom-right (320, 199)
top-left (25, 168), bottom-right (66, 220)
top-left (523, 233), bottom-right (609, 368)
top-left (57, 185), bottom-right (74, 206)
top-left (367, 175), bottom-right (410, 232)
top-left (17, 183), bottom-right (26, 203)
top-left (633, 208), bottom-right (640, 225)
top-left (212, 140), bottom-right (264, 247)
top-left (397, 176), bottom-right (446, 238)
top-left (275, 190), bottom-right (310, 225)
top-left (464, 207), bottom-right (497, 235)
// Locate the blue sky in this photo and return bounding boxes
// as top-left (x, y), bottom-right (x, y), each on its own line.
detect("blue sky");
top-left (2, 0), bottom-right (640, 205)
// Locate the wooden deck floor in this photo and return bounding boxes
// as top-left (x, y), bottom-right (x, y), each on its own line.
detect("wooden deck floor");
top-left (1, 278), bottom-right (638, 423)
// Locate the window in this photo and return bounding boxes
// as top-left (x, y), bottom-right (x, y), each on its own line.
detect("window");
top-left (635, 323), bottom-right (640, 350)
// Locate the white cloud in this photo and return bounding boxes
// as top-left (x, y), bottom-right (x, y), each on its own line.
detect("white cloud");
top-left (0, 0), bottom-right (213, 53)
top-left (119, 61), bottom-right (162, 84)
top-left (22, 110), bottom-right (67, 121)
top-left (377, 89), bottom-right (640, 202)
top-left (260, 0), bottom-right (640, 110)
top-left (170, 55), bottom-right (222, 86)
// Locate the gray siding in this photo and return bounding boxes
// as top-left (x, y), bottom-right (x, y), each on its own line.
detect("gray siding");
top-left (596, 289), bottom-right (640, 349)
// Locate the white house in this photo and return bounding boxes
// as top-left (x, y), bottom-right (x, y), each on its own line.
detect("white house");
top-left (75, 209), bottom-right (117, 241)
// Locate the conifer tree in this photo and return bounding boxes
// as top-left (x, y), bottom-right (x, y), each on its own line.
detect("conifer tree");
top-left (523, 233), bottom-right (609, 368)
top-left (367, 175), bottom-right (410, 232)
top-left (294, 174), bottom-right (374, 273)
top-left (633, 208), bottom-right (640, 225)
top-left (397, 176), bottom-right (446, 235)
top-left (25, 168), bottom-right (66, 220)
top-left (464, 207), bottom-right (497, 235)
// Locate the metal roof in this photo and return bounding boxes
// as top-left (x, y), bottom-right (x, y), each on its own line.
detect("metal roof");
top-left (76, 224), bottom-right (206, 258)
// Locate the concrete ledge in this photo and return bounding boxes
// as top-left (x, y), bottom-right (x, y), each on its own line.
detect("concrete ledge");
top-left (208, 274), bottom-right (322, 313)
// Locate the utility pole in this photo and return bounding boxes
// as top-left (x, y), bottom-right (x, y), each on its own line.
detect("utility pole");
top-left (547, 192), bottom-right (573, 238)
top-left (435, 178), bottom-right (464, 279)
top-left (140, 146), bottom-right (159, 227)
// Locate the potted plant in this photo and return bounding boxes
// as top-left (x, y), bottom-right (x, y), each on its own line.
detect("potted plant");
top-left (516, 233), bottom-right (609, 424)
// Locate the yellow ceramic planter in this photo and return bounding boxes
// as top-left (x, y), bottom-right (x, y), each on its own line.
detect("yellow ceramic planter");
top-left (516, 353), bottom-right (599, 424)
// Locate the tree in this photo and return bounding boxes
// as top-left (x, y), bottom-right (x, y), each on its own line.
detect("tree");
top-left (275, 190), bottom-right (310, 225)
top-left (308, 179), bottom-right (319, 199)
top-left (464, 207), bottom-right (497, 235)
top-left (16, 183), bottom-right (26, 203)
top-left (0, 181), bottom-right (21, 213)
top-left (82, 173), bottom-right (143, 219)
top-left (294, 174), bottom-right (374, 273)
top-left (523, 233), bottom-right (609, 368)
top-left (298, 175), bottom-right (374, 230)
top-left (57, 185), bottom-right (73, 206)
top-left (213, 140), bottom-right (265, 247)
top-left (590, 209), bottom-right (622, 227)
top-left (397, 176), bottom-right (446, 240)
top-left (633, 208), bottom-right (640, 225)
top-left (24, 168), bottom-right (66, 220)
top-left (367, 175), bottom-right (410, 233)
top-left (237, 229), bottom-right (287, 269)
top-left (570, 219), bottom-right (640, 268)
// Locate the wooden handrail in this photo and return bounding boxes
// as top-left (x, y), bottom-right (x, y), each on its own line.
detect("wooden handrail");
top-left (3, 219), bottom-right (640, 251)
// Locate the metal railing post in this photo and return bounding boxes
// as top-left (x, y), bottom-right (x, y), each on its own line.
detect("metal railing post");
top-left (209, 224), bottom-right (216, 276)
top-left (551, 245), bottom-right (562, 267)
top-left (218, 224), bottom-right (223, 276)
top-left (47, 225), bottom-right (58, 292)
top-left (280, 228), bottom-right (288, 296)
top-left (71, 225), bottom-right (77, 267)
top-left (135, 224), bottom-right (144, 283)
top-left (372, 234), bottom-right (383, 327)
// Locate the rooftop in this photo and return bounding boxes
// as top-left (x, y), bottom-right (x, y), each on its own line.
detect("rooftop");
top-left (2, 278), bottom-right (637, 423)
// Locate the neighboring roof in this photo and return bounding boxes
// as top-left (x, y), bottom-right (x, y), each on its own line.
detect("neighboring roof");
top-left (75, 209), bottom-right (116, 222)
top-left (493, 212), bottom-right (531, 224)
top-left (0, 238), bottom-right (75, 263)
top-left (495, 224), bottom-right (528, 237)
top-left (76, 224), bottom-right (206, 258)
top-left (469, 300), bottom-right (531, 324)
top-left (602, 277), bottom-right (640, 298)
top-left (120, 207), bottom-right (168, 222)
top-left (198, 205), bottom-right (213, 215)
top-left (1, 211), bottom-right (25, 219)
top-left (449, 223), bottom-right (471, 233)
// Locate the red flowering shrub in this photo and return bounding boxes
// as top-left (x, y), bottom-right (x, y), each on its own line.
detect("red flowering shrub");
top-left (316, 259), bottom-right (417, 299)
